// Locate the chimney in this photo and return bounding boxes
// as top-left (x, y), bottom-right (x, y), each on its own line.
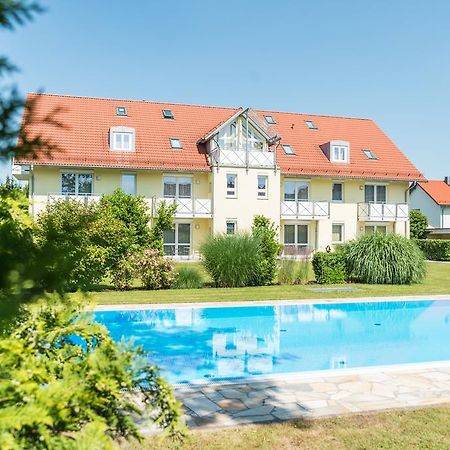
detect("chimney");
top-left (445, 176), bottom-right (450, 186)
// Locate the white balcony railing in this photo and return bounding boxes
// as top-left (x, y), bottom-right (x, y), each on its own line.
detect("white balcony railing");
top-left (281, 201), bottom-right (330, 220)
top-left (155, 197), bottom-right (212, 218)
top-left (358, 203), bottom-right (409, 221)
top-left (210, 148), bottom-right (275, 168)
top-left (47, 192), bottom-right (101, 204)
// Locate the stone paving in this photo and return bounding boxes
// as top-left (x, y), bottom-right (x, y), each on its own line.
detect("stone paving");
top-left (175, 365), bottom-right (450, 429)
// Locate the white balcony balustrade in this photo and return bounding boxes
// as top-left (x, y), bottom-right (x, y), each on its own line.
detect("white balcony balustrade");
top-left (281, 201), bottom-right (330, 220)
top-left (210, 148), bottom-right (275, 168)
top-left (47, 192), bottom-right (101, 204)
top-left (358, 203), bottom-right (409, 221)
top-left (155, 197), bottom-right (212, 218)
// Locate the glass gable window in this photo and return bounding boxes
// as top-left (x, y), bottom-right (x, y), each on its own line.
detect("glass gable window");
top-left (111, 131), bottom-right (134, 151)
top-left (217, 121), bottom-right (237, 151)
top-left (365, 185), bottom-right (386, 203)
top-left (163, 223), bottom-right (191, 256)
top-left (61, 172), bottom-right (93, 195)
top-left (163, 176), bottom-right (192, 198)
top-left (226, 174), bottom-right (237, 197)
top-left (284, 181), bottom-right (309, 201)
top-left (284, 224), bottom-right (308, 246)
top-left (332, 224), bottom-right (344, 243)
top-left (257, 175), bottom-right (268, 198)
top-left (332, 182), bottom-right (343, 201)
top-left (121, 174), bottom-right (136, 196)
top-left (241, 120), bottom-right (265, 151)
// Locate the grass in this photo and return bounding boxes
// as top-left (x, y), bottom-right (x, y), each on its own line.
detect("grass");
top-left (122, 406), bottom-right (450, 449)
top-left (91, 261), bottom-right (450, 305)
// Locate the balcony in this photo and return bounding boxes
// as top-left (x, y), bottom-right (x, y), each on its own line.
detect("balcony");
top-left (155, 197), bottom-right (212, 218)
top-left (281, 201), bottom-right (329, 220)
top-left (210, 148), bottom-right (275, 168)
top-left (358, 203), bottom-right (409, 222)
top-left (47, 192), bottom-right (101, 204)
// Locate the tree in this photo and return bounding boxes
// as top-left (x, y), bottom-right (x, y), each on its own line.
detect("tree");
top-left (410, 210), bottom-right (428, 239)
top-left (149, 201), bottom-right (177, 253)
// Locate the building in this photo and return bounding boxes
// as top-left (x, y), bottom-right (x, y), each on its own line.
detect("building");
top-left (14, 93), bottom-right (424, 258)
top-left (410, 178), bottom-right (450, 239)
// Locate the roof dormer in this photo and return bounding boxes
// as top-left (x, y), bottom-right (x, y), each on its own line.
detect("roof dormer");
top-left (321, 140), bottom-right (350, 163)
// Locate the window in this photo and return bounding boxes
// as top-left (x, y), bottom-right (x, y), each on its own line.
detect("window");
top-left (226, 174), bottom-right (237, 197)
top-left (121, 174), bottom-right (136, 196)
top-left (332, 182), bottom-right (343, 202)
top-left (163, 176), bottom-right (192, 198)
top-left (284, 180), bottom-right (309, 201)
top-left (162, 109), bottom-right (174, 119)
top-left (163, 223), bottom-right (191, 256)
top-left (363, 149), bottom-right (377, 160)
top-left (282, 144), bottom-right (295, 155)
top-left (241, 120), bottom-right (265, 151)
top-left (365, 225), bottom-right (387, 235)
top-left (170, 138), bottom-right (182, 149)
top-left (61, 172), bottom-right (93, 195)
top-left (332, 224), bottom-right (344, 243)
top-left (110, 128), bottom-right (135, 151)
top-left (284, 224), bottom-right (308, 246)
top-left (265, 115), bottom-right (276, 124)
top-left (226, 220), bottom-right (237, 235)
top-left (305, 120), bottom-right (318, 129)
top-left (116, 106), bottom-right (127, 116)
top-left (365, 185), bottom-right (386, 203)
top-left (332, 145), bottom-right (349, 162)
top-left (217, 121), bottom-right (237, 151)
top-left (257, 175), bottom-right (268, 198)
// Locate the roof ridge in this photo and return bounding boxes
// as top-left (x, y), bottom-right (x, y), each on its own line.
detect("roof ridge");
top-left (254, 108), bottom-right (371, 121)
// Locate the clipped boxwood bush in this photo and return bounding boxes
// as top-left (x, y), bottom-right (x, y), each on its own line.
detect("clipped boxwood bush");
top-left (414, 239), bottom-right (450, 261)
top-left (201, 233), bottom-right (262, 287)
top-left (312, 252), bottom-right (347, 284)
top-left (172, 266), bottom-right (204, 289)
top-left (345, 233), bottom-right (426, 284)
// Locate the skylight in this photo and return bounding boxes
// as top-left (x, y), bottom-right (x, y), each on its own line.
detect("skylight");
top-left (305, 120), bottom-right (318, 129)
top-left (265, 115), bottom-right (276, 124)
top-left (282, 144), bottom-right (295, 155)
top-left (170, 138), bottom-right (182, 149)
top-left (363, 149), bottom-right (377, 160)
top-left (116, 106), bottom-right (128, 116)
top-left (163, 109), bottom-right (174, 119)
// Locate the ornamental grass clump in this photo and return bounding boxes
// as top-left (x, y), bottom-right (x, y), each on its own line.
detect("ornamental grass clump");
top-left (201, 233), bottom-right (262, 287)
top-left (172, 266), bottom-right (204, 289)
top-left (278, 259), bottom-right (310, 285)
top-left (344, 233), bottom-right (426, 284)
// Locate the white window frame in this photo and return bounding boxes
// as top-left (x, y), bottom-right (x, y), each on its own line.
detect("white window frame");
top-left (61, 171), bottom-right (94, 195)
top-left (226, 173), bottom-right (237, 198)
top-left (121, 173), bottom-right (137, 196)
top-left (226, 220), bottom-right (237, 235)
top-left (332, 182), bottom-right (344, 202)
top-left (283, 223), bottom-right (309, 247)
top-left (332, 223), bottom-right (344, 243)
top-left (283, 180), bottom-right (310, 202)
top-left (163, 222), bottom-right (192, 257)
top-left (364, 183), bottom-right (387, 204)
top-left (109, 126), bottom-right (135, 152)
top-left (163, 175), bottom-right (193, 199)
top-left (257, 175), bottom-right (268, 199)
top-left (331, 145), bottom-right (349, 163)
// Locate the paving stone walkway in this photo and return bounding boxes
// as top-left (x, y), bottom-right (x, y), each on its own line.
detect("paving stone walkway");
top-left (174, 365), bottom-right (450, 429)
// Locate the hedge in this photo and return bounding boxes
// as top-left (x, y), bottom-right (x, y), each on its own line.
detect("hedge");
top-left (414, 239), bottom-right (450, 261)
top-left (312, 251), bottom-right (347, 284)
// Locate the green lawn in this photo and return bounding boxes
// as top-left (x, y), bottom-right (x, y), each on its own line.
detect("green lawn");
top-left (91, 261), bottom-right (450, 305)
top-left (122, 406), bottom-right (450, 450)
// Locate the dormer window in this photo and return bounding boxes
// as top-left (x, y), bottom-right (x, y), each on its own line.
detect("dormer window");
top-left (305, 120), bottom-right (318, 129)
top-left (332, 145), bottom-right (348, 162)
top-left (110, 126), bottom-right (135, 151)
top-left (116, 106), bottom-right (128, 116)
top-left (264, 115), bottom-right (276, 124)
top-left (363, 149), bottom-right (377, 160)
top-left (170, 138), bottom-right (182, 149)
top-left (163, 109), bottom-right (174, 119)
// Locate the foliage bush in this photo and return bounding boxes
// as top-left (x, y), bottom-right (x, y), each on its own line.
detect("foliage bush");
top-left (111, 252), bottom-right (136, 290)
top-left (252, 215), bottom-right (282, 285)
top-left (344, 233), bottom-right (426, 284)
top-left (135, 249), bottom-right (175, 290)
top-left (278, 259), bottom-right (310, 285)
top-left (0, 295), bottom-right (185, 448)
top-left (312, 252), bottom-right (348, 284)
top-left (172, 266), bottom-right (204, 289)
top-left (414, 239), bottom-right (450, 261)
top-left (201, 233), bottom-right (262, 287)
top-left (410, 210), bottom-right (428, 239)
top-left (149, 201), bottom-right (177, 253)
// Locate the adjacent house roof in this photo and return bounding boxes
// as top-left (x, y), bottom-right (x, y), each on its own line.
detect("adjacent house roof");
top-left (16, 93), bottom-right (425, 181)
top-left (417, 181), bottom-right (450, 206)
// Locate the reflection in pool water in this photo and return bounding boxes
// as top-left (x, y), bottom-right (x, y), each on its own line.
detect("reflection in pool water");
top-left (94, 300), bottom-right (450, 384)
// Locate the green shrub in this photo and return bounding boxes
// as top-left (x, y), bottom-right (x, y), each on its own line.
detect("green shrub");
top-left (110, 252), bottom-right (136, 290)
top-left (410, 210), bottom-right (428, 239)
top-left (149, 201), bottom-right (177, 254)
top-left (201, 233), bottom-right (262, 287)
top-left (345, 233), bottom-right (426, 284)
top-left (414, 239), bottom-right (450, 261)
top-left (135, 249), bottom-right (175, 290)
top-left (278, 259), bottom-right (310, 285)
top-left (172, 266), bottom-right (204, 289)
top-left (252, 215), bottom-right (282, 285)
top-left (312, 252), bottom-right (347, 284)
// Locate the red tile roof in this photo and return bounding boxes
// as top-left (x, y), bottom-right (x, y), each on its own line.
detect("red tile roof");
top-left (17, 93), bottom-right (425, 181)
top-left (418, 180), bottom-right (450, 205)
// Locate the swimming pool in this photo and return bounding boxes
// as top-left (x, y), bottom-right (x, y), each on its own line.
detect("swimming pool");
top-left (94, 299), bottom-right (450, 384)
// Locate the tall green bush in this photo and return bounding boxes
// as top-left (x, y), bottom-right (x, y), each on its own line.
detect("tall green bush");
top-left (410, 210), bottom-right (428, 239)
top-left (252, 215), bottom-right (282, 285)
top-left (414, 239), bottom-right (450, 261)
top-left (172, 266), bottom-right (204, 289)
top-left (312, 252), bottom-right (347, 284)
top-left (201, 233), bottom-right (262, 287)
top-left (278, 259), bottom-right (310, 285)
top-left (149, 201), bottom-right (177, 253)
top-left (344, 233), bottom-right (426, 284)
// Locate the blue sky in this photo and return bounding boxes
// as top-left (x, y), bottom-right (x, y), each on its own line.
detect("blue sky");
top-left (2, 0), bottom-right (450, 179)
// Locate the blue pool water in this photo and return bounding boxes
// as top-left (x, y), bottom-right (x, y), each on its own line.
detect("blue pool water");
top-left (94, 300), bottom-right (450, 384)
